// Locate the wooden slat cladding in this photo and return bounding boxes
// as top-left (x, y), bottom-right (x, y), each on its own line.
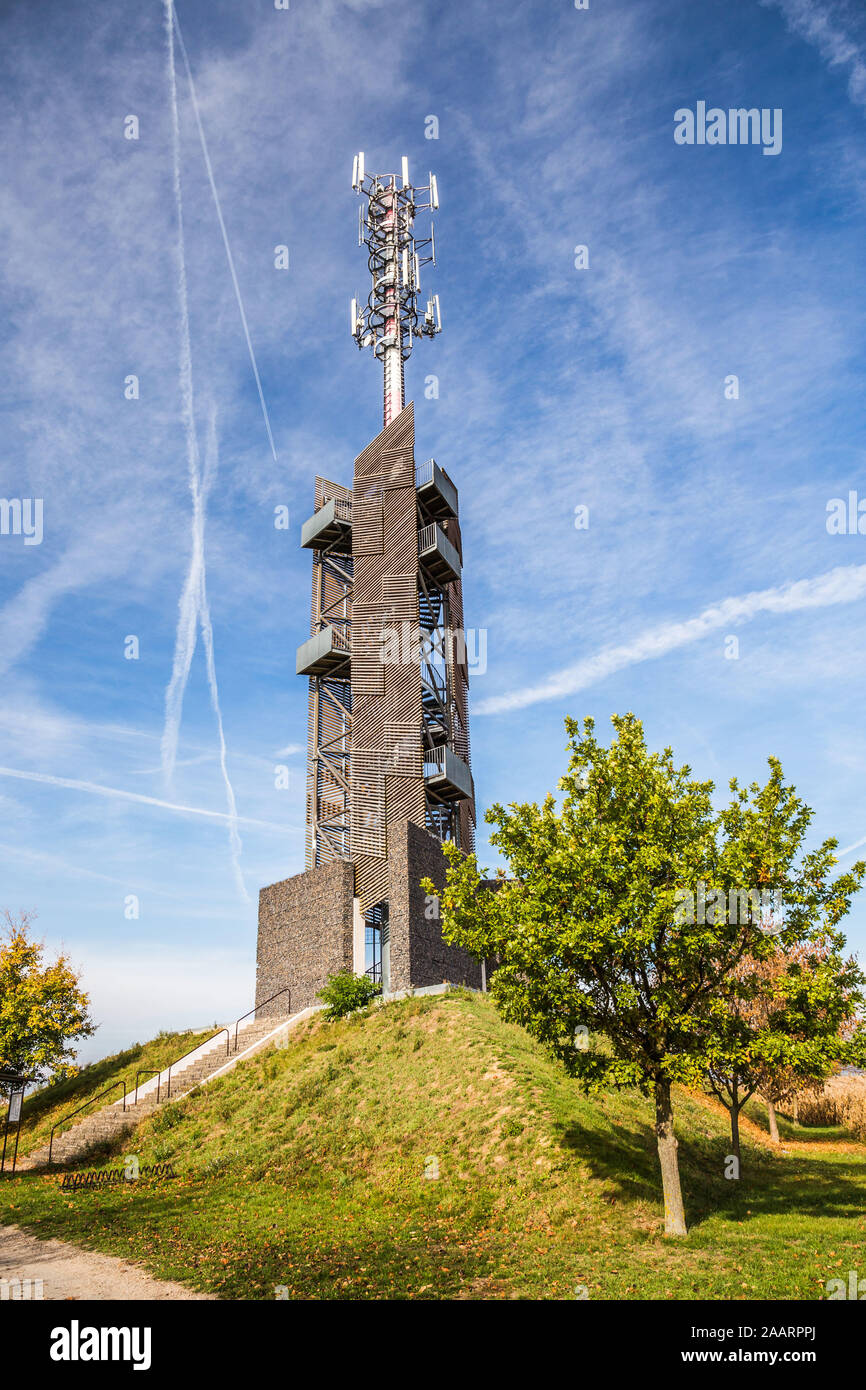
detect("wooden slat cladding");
top-left (351, 602), bottom-right (385, 696)
top-left (382, 573), bottom-right (418, 622)
top-left (315, 474), bottom-right (353, 508)
top-left (354, 854), bottom-right (389, 910)
top-left (385, 775), bottom-right (425, 826)
top-left (381, 445), bottom-right (415, 490)
top-left (351, 405), bottom-right (422, 899)
top-left (302, 399), bottom-right (477, 898)
top-left (383, 720), bottom-right (423, 776)
top-left (354, 404), bottom-right (414, 478)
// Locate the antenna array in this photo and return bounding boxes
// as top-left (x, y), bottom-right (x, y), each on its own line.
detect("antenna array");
top-left (351, 153), bottom-right (441, 426)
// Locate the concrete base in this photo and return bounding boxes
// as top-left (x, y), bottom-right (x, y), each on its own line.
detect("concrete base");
top-left (255, 818), bottom-right (484, 1015)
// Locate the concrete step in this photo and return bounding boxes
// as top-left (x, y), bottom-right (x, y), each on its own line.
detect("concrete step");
top-left (19, 1012), bottom-right (296, 1171)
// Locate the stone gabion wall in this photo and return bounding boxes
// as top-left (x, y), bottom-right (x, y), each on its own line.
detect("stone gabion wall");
top-left (388, 818), bottom-right (484, 992)
top-left (255, 859), bottom-right (355, 1015)
top-left (255, 820), bottom-right (485, 1015)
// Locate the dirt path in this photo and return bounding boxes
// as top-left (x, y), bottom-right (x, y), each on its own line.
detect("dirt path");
top-left (0, 1224), bottom-right (215, 1301)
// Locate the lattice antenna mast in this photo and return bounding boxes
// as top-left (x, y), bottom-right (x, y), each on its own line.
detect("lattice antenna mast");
top-left (351, 153), bottom-right (441, 428)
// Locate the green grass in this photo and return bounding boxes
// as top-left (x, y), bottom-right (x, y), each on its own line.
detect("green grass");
top-left (13, 1027), bottom-right (215, 1156)
top-left (2, 993), bottom-right (864, 1300)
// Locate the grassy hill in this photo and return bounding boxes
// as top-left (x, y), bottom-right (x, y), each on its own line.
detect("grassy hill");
top-left (2, 991), bottom-right (865, 1300)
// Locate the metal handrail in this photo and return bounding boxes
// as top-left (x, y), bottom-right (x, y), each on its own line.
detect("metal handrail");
top-left (424, 746), bottom-right (447, 775)
top-left (415, 459), bottom-right (435, 488)
top-left (415, 458), bottom-right (457, 493)
top-left (422, 665), bottom-right (447, 702)
top-left (166, 1029), bottom-right (229, 1099)
top-left (134, 1069), bottom-right (161, 1107)
top-left (49, 1080), bottom-right (127, 1167)
top-left (233, 987), bottom-right (292, 1053)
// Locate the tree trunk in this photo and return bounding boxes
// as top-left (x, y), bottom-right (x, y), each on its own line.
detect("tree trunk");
top-left (654, 1078), bottom-right (688, 1236)
top-left (730, 1103), bottom-right (741, 1163)
top-left (728, 1073), bottom-right (742, 1170)
top-left (766, 1100), bottom-right (780, 1143)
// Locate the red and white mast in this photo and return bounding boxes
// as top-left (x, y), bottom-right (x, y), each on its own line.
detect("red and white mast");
top-left (351, 153), bottom-right (441, 428)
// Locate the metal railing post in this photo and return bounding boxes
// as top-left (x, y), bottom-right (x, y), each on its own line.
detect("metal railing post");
top-left (49, 1080), bottom-right (127, 1168)
top-left (232, 986), bottom-right (293, 1053)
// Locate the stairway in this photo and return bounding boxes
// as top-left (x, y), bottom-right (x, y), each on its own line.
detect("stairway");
top-left (19, 1015), bottom-right (290, 1172)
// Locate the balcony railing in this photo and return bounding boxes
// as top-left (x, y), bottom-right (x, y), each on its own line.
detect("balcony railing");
top-left (418, 522), bottom-right (462, 585)
top-left (296, 623), bottom-right (351, 678)
top-left (415, 459), bottom-right (458, 520)
top-left (301, 496), bottom-right (353, 550)
top-left (423, 746), bottom-right (474, 802)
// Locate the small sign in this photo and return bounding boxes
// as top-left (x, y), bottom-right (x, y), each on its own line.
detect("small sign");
top-left (8, 1093), bottom-right (22, 1123)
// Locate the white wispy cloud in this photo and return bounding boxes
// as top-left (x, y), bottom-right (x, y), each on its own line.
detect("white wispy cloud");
top-left (476, 563), bottom-right (866, 716)
top-left (763, 0), bottom-right (866, 107)
top-left (198, 414), bottom-right (247, 899)
top-left (0, 521), bottom-right (138, 679)
top-left (0, 765), bottom-right (291, 833)
top-left (161, 0), bottom-right (207, 789)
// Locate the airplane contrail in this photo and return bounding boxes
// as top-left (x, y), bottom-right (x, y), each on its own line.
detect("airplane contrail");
top-left (197, 410), bottom-right (247, 898)
top-left (161, 0), bottom-right (202, 788)
top-left (171, 3), bottom-right (278, 461)
top-left (162, 0), bottom-right (249, 900)
top-left (0, 766), bottom-right (291, 833)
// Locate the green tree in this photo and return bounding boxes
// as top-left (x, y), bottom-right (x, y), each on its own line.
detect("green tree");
top-left (701, 758), bottom-right (866, 1160)
top-left (425, 714), bottom-right (865, 1236)
top-left (704, 943), bottom-right (865, 1162)
top-left (0, 910), bottom-right (95, 1086)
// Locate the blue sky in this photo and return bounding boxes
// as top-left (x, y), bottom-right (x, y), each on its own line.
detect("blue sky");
top-left (1, 0), bottom-right (865, 1062)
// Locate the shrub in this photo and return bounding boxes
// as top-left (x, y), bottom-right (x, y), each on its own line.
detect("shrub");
top-left (318, 970), bottom-right (379, 1021)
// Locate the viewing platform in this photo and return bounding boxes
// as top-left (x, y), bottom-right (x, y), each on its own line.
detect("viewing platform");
top-left (418, 522), bottom-right (461, 586)
top-left (300, 496), bottom-right (353, 551)
top-left (415, 459), bottom-right (458, 519)
top-left (296, 624), bottom-right (351, 678)
top-left (423, 745), bottom-right (474, 802)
